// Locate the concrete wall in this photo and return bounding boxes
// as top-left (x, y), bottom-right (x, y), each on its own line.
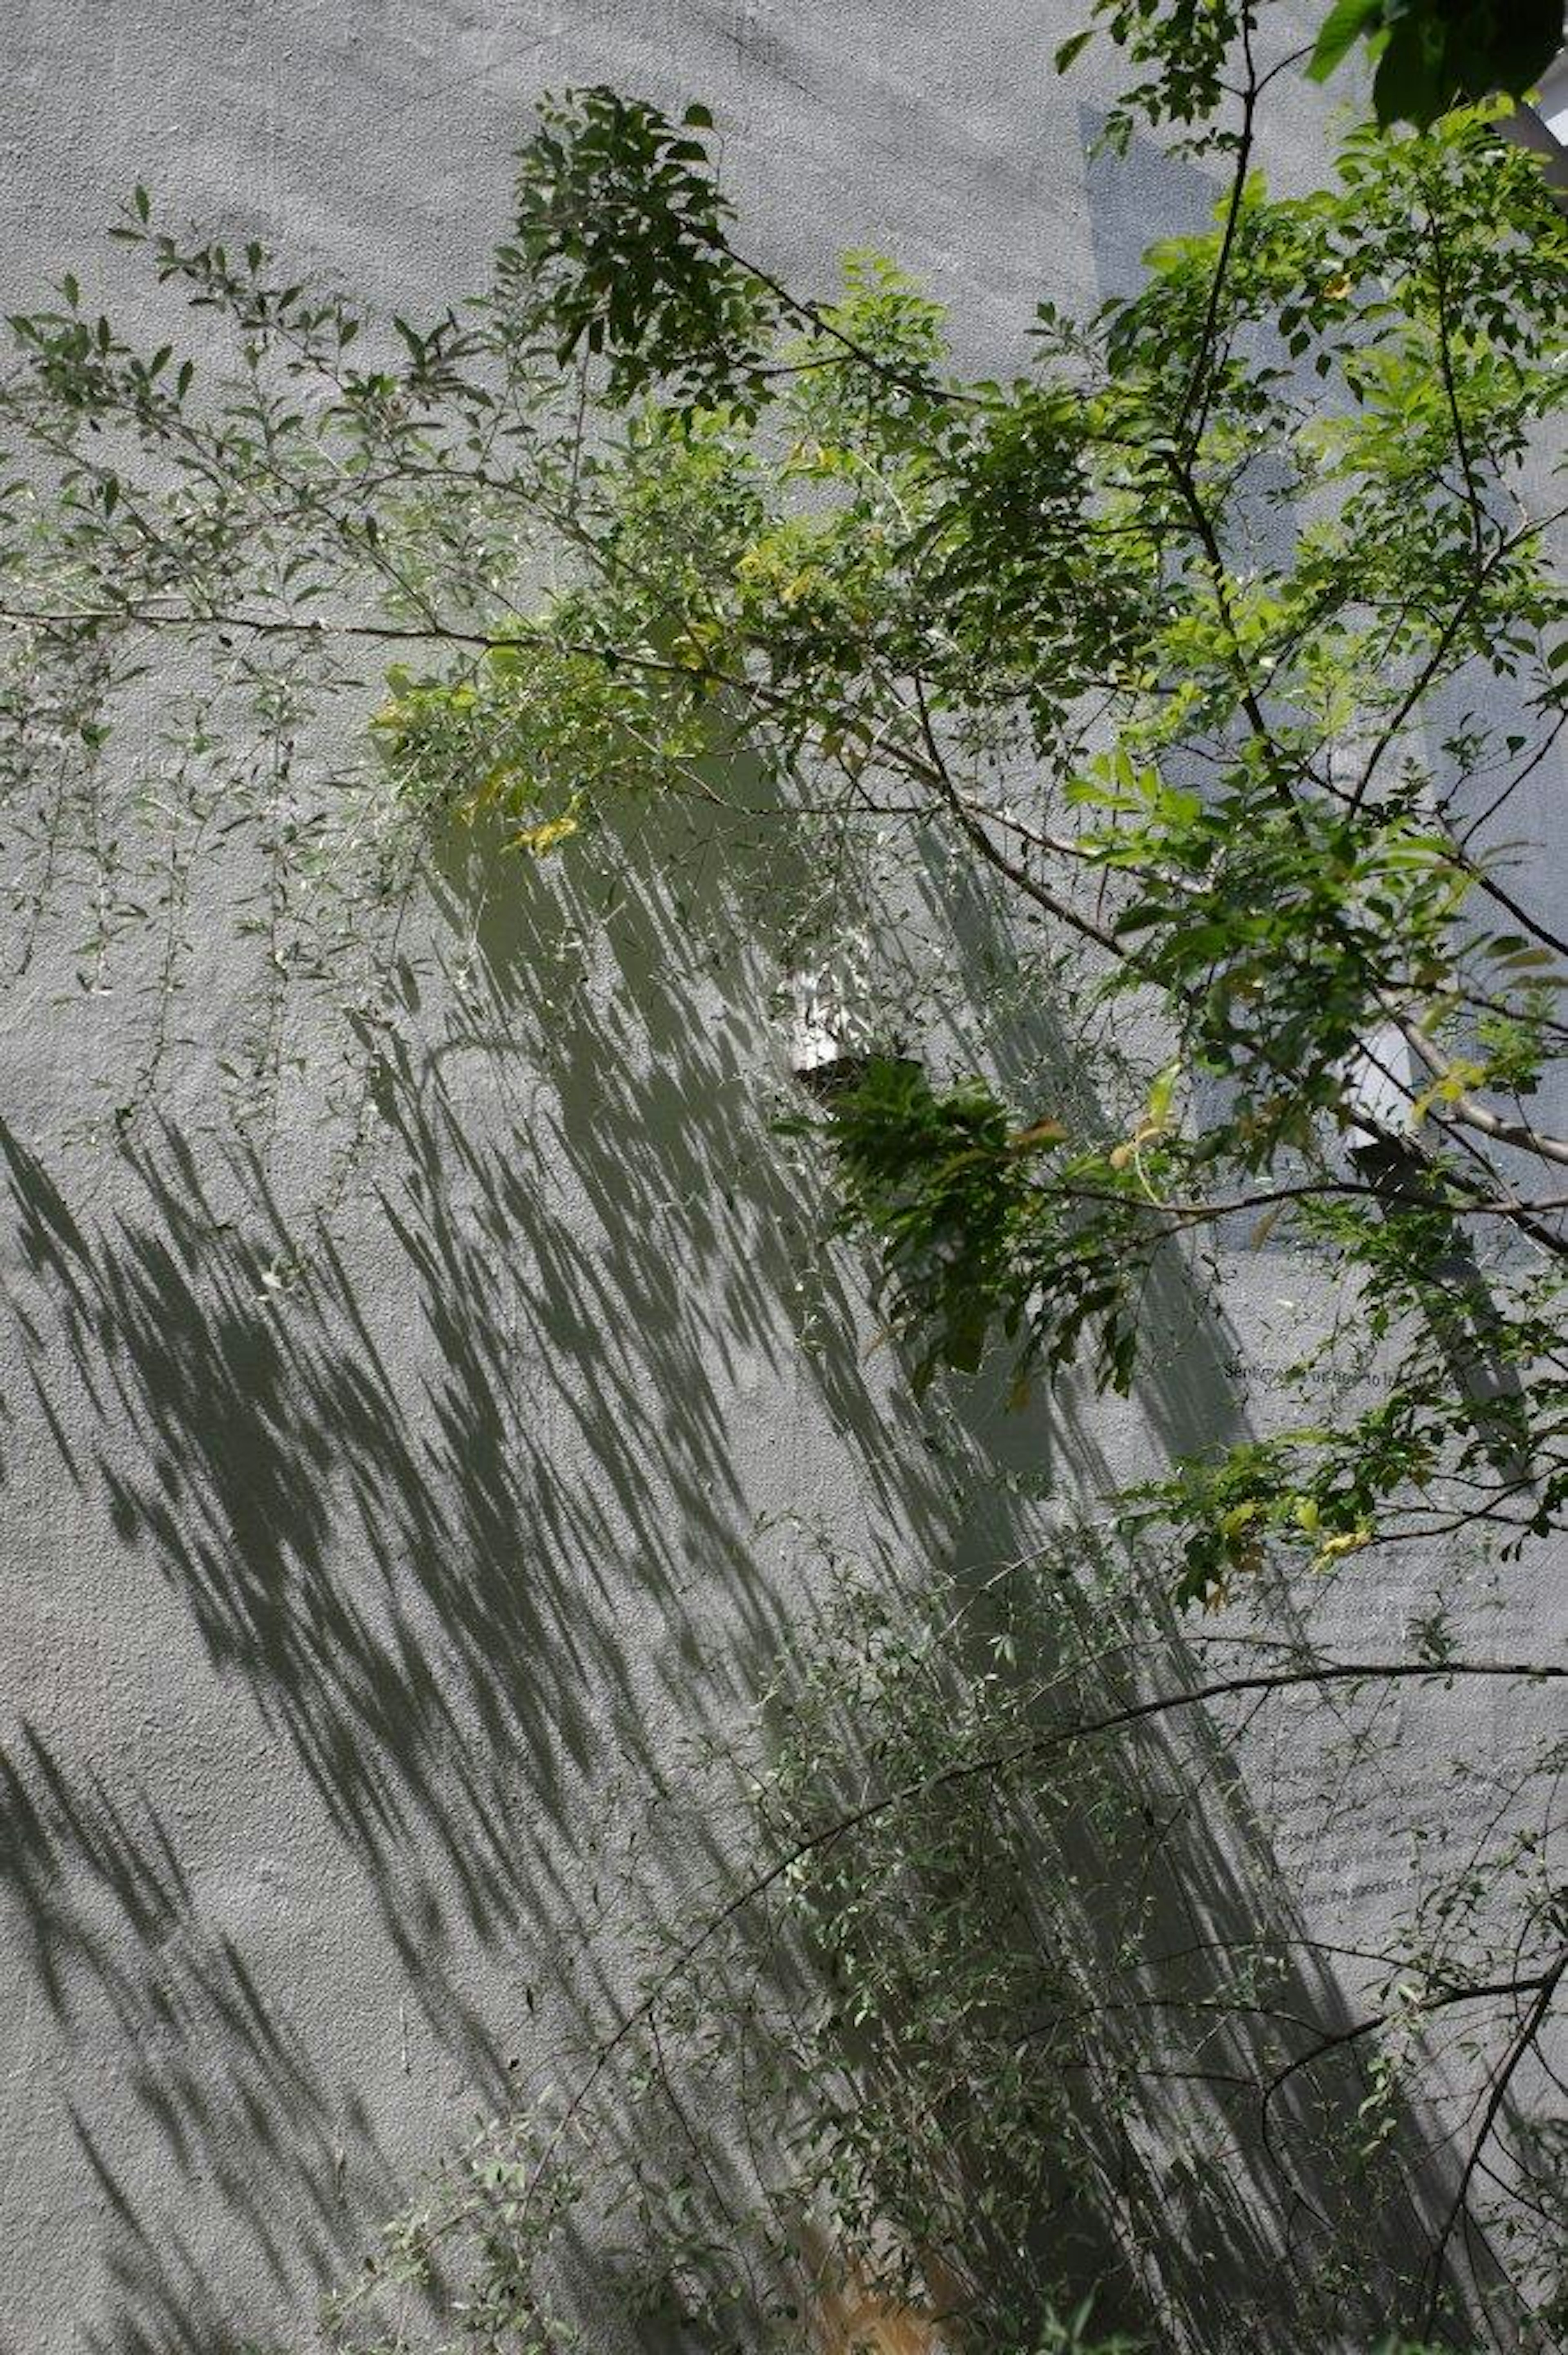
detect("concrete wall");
top-left (0, 7), bottom-right (1560, 2351)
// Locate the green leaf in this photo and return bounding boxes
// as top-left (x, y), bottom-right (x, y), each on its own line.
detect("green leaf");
top-left (1146, 1060), bottom-right (1179, 1131)
top-left (1306, 0), bottom-right (1384, 85)
top-left (1368, 11), bottom-right (1459, 127)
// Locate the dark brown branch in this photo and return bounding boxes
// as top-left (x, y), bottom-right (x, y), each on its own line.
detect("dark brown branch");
top-left (1178, 11), bottom-right (1258, 458)
top-left (1421, 1946), bottom-right (1568, 2338)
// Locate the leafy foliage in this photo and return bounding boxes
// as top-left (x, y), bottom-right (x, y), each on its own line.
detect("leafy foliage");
top-left (323, 1537), bottom-right (1568, 2351)
top-left (1307, 1), bottom-right (1564, 130)
top-left (1066, 0), bottom-right (1566, 133)
top-left (0, 4), bottom-right (1564, 2346)
top-left (508, 89), bottom-right (780, 417)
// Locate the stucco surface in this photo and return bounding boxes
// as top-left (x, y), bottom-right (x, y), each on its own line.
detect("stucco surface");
top-left (0, 6), bottom-right (1561, 2351)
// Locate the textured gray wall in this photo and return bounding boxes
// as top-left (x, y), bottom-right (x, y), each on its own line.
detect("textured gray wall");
top-left (0, 7), bottom-right (1560, 2352)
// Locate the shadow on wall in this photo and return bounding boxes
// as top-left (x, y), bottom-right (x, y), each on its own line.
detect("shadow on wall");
top-left (0, 778), bottom-right (1491, 2351)
top-left (0, 1722), bottom-right (403, 2355)
top-left (0, 782), bottom-right (1036, 2347)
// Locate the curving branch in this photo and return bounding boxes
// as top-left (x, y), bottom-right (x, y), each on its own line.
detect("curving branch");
top-left (1420, 1945), bottom-right (1568, 2339)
